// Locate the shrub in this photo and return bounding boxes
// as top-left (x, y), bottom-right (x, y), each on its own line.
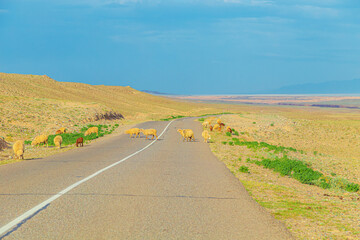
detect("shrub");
top-left (222, 141), bottom-right (227, 145)
top-left (226, 132), bottom-right (232, 137)
top-left (239, 166), bottom-right (250, 173)
top-left (198, 118), bottom-right (205, 122)
top-left (228, 141), bottom-right (234, 146)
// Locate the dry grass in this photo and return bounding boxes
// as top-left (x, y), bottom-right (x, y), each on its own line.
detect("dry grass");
top-left (205, 108), bottom-right (360, 239)
top-left (0, 72), bottom-right (236, 164)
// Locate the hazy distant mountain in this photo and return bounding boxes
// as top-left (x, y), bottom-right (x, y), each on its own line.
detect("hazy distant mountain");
top-left (271, 79), bottom-right (360, 94)
top-left (142, 90), bottom-right (174, 95)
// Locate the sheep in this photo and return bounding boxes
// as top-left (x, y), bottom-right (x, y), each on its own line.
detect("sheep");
top-left (209, 125), bottom-right (213, 131)
top-left (13, 140), bottom-right (25, 160)
top-left (76, 137), bottom-right (83, 147)
top-left (177, 129), bottom-right (195, 142)
top-left (56, 127), bottom-right (67, 134)
top-left (202, 130), bottom-right (211, 143)
top-left (85, 127), bottom-right (98, 136)
top-left (54, 135), bottom-right (63, 149)
top-left (177, 129), bottom-right (185, 140)
top-left (202, 121), bottom-right (211, 128)
top-left (226, 126), bottom-right (233, 133)
top-left (125, 128), bottom-right (141, 138)
top-left (31, 135), bottom-right (49, 147)
top-left (219, 123), bottom-right (225, 128)
top-left (184, 129), bottom-right (195, 142)
top-left (213, 124), bottom-right (221, 131)
top-left (140, 129), bottom-right (157, 140)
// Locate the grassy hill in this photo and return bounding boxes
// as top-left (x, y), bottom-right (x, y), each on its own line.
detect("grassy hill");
top-left (0, 72), bottom-right (227, 141)
top-left (0, 73), bottom-right (215, 120)
top-left (0, 72), bottom-right (230, 163)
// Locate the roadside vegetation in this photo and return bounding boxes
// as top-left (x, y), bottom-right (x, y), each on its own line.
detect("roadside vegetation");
top-left (202, 111), bottom-right (360, 239)
top-left (24, 124), bottom-right (119, 147)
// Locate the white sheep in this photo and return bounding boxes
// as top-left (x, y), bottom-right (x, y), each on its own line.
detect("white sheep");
top-left (13, 140), bottom-right (25, 159)
top-left (202, 130), bottom-right (211, 143)
top-left (31, 135), bottom-right (49, 147)
top-left (54, 135), bottom-right (63, 149)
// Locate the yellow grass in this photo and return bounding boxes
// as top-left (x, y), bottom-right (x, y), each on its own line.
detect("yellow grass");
top-left (0, 72), bottom-right (237, 163)
top-left (206, 108), bottom-right (360, 239)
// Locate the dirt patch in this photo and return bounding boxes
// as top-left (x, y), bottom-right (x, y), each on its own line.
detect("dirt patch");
top-left (0, 138), bottom-right (10, 151)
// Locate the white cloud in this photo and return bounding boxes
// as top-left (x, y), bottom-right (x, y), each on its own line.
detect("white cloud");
top-left (296, 5), bottom-right (339, 18)
top-left (222, 0), bottom-right (273, 6)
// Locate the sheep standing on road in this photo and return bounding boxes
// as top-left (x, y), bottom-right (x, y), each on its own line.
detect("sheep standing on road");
top-left (85, 127), bottom-right (98, 136)
top-left (54, 135), bottom-right (63, 149)
top-left (140, 129), bottom-right (157, 140)
top-left (177, 129), bottom-right (195, 142)
top-left (125, 128), bottom-right (141, 138)
top-left (13, 140), bottom-right (25, 159)
top-left (202, 130), bottom-right (211, 143)
top-left (31, 135), bottom-right (49, 148)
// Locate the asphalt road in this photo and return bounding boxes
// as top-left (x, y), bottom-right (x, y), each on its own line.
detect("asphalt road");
top-left (0, 118), bottom-right (293, 239)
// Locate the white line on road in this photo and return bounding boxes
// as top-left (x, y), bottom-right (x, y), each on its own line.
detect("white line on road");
top-left (0, 120), bottom-right (175, 237)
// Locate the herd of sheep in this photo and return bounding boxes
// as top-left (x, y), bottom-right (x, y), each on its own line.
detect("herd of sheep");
top-left (12, 126), bottom-right (98, 160)
top-left (125, 117), bottom-right (231, 144)
top-left (12, 117), bottom-right (230, 160)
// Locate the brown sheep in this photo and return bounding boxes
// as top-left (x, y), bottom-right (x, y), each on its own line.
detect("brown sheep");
top-left (55, 130), bottom-right (62, 135)
top-left (85, 127), bottom-right (98, 136)
top-left (31, 135), bottom-right (49, 148)
top-left (209, 125), bottom-right (213, 131)
top-left (140, 129), bottom-right (157, 140)
top-left (13, 140), bottom-right (25, 159)
top-left (226, 126), bottom-right (233, 133)
top-left (125, 128), bottom-right (141, 138)
top-left (54, 135), bottom-right (63, 149)
top-left (76, 137), bottom-right (83, 147)
top-left (219, 123), bottom-right (225, 128)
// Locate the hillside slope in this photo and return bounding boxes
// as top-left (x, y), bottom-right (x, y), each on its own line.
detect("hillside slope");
top-left (0, 73), bottom-right (209, 119)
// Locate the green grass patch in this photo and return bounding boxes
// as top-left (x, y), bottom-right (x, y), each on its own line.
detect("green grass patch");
top-left (239, 165), bottom-right (250, 173)
top-left (160, 115), bottom-right (186, 121)
top-left (199, 112), bottom-right (233, 117)
top-left (26, 124), bottom-right (119, 147)
top-left (231, 138), bottom-right (298, 154)
top-left (254, 155), bottom-right (359, 192)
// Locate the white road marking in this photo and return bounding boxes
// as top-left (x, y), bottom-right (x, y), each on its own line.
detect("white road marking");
top-left (0, 120), bottom-right (175, 237)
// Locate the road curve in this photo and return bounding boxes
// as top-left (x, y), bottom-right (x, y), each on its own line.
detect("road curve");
top-left (0, 118), bottom-right (293, 239)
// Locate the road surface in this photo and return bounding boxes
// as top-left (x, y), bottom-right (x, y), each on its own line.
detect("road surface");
top-left (0, 118), bottom-right (293, 239)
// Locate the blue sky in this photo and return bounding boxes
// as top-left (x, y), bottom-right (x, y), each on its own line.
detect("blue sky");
top-left (1, 0), bottom-right (360, 94)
